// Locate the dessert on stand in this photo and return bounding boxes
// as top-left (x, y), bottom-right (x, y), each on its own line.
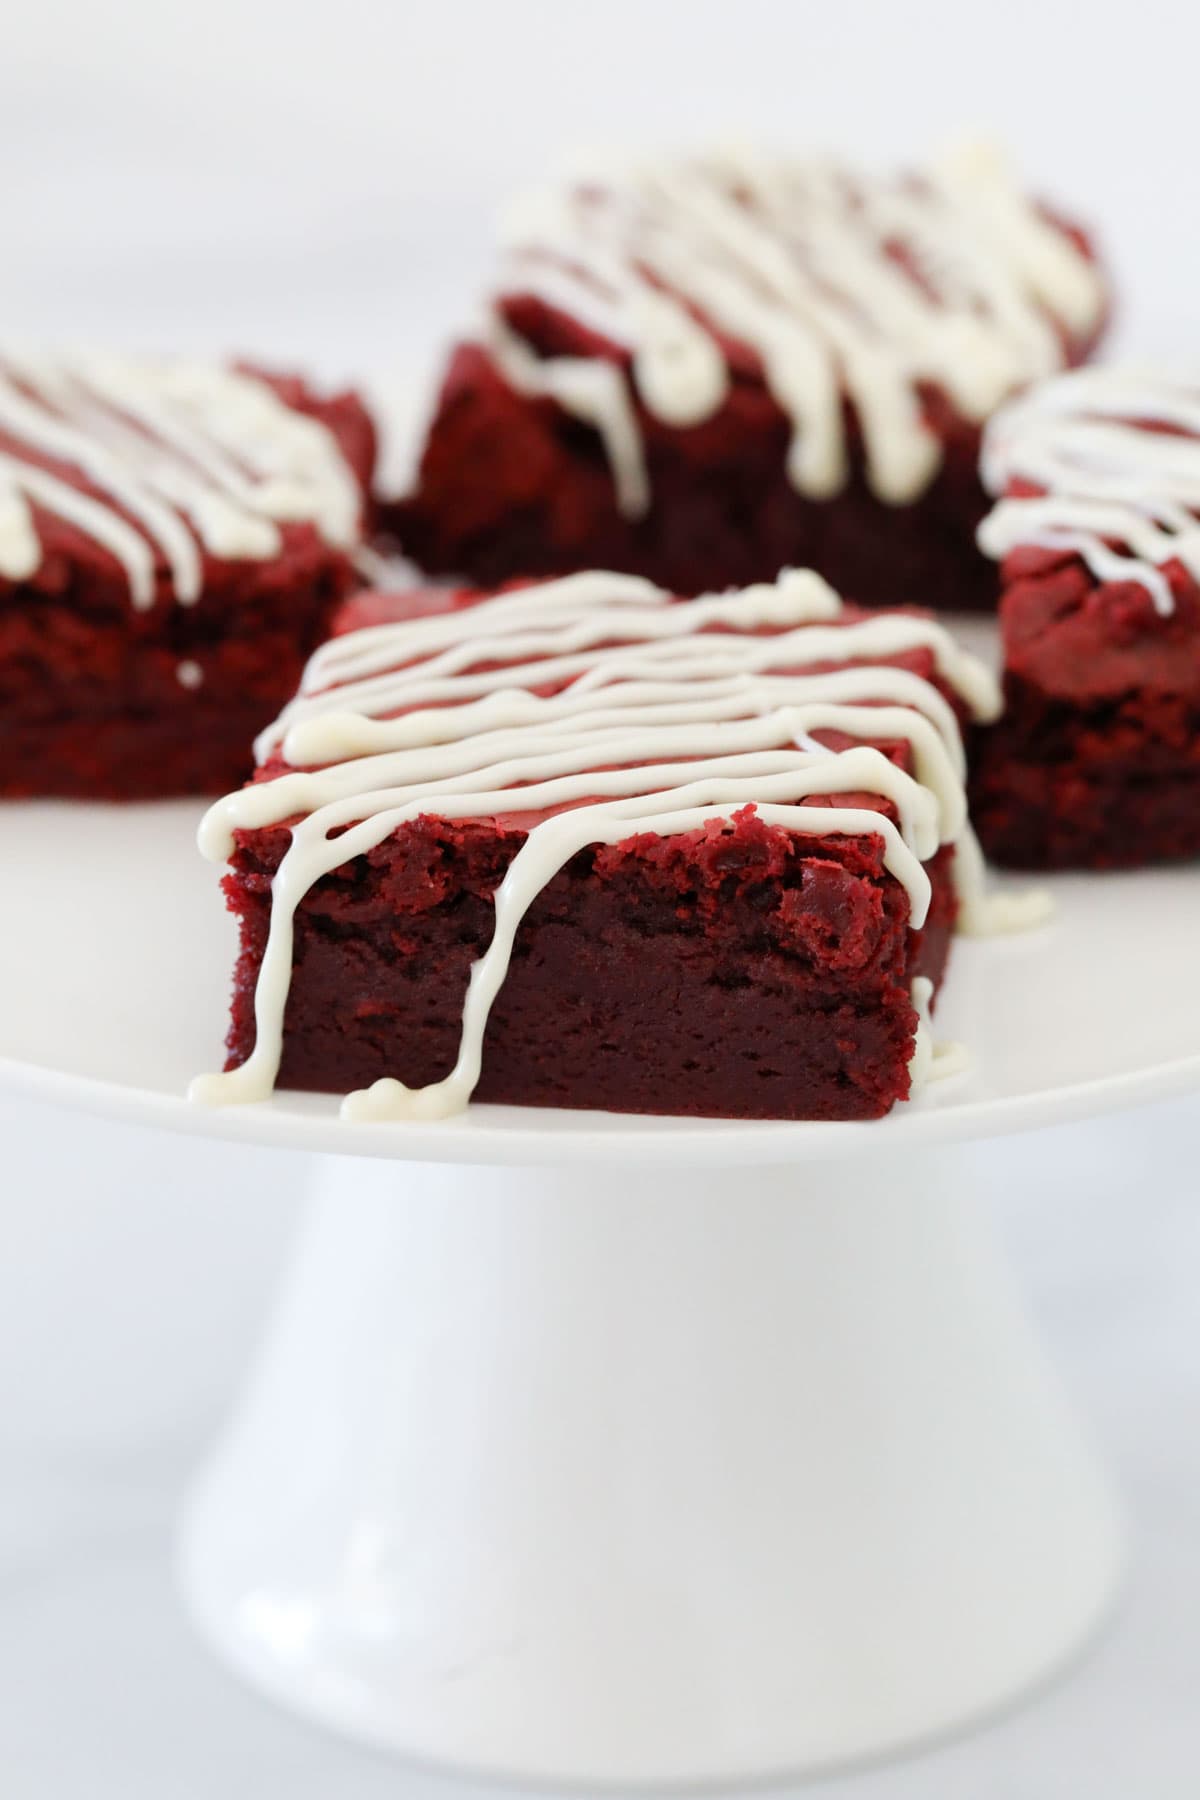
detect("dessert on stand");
top-left (0, 167), bottom-right (1196, 1773)
top-left (974, 364), bottom-right (1200, 867)
top-left (3, 778), bottom-right (1197, 1781)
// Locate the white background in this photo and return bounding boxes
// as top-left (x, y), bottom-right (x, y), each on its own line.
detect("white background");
top-left (2, 3), bottom-right (1200, 1795)
top-left (4, 0), bottom-right (1200, 370)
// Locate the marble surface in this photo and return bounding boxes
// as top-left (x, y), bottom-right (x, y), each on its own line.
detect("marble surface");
top-left (2, 1088), bottom-right (1199, 1797)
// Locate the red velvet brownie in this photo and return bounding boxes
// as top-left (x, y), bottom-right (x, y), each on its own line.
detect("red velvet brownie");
top-left (193, 569), bottom-right (1011, 1123)
top-left (388, 145), bottom-right (1107, 609)
top-left (0, 355), bottom-right (377, 799)
top-left (973, 366), bottom-right (1200, 869)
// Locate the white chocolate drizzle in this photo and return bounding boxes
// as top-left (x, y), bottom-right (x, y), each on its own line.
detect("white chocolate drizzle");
top-left (191, 569), bottom-right (1028, 1122)
top-left (478, 143), bottom-right (1104, 518)
top-left (0, 354), bottom-right (363, 608)
top-left (909, 977), bottom-right (969, 1090)
top-left (979, 365), bottom-right (1200, 617)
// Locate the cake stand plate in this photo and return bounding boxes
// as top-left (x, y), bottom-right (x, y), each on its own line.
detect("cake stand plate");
top-left (1, 795), bottom-right (1196, 1786)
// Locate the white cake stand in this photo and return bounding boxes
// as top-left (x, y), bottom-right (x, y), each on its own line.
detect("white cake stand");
top-left (2, 795), bottom-right (1197, 1787)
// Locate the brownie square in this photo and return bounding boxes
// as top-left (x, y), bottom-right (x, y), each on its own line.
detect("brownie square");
top-left (973, 366), bottom-right (1200, 868)
top-left (386, 146), bottom-right (1106, 609)
top-left (194, 569), bottom-right (1001, 1123)
top-left (0, 356), bottom-right (376, 799)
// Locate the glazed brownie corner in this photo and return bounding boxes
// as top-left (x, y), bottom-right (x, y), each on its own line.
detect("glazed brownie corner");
top-left (972, 366), bottom-right (1200, 869)
top-left (970, 553), bottom-right (1200, 868)
top-left (0, 355), bottom-right (377, 800)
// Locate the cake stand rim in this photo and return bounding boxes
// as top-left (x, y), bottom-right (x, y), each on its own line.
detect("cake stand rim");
top-left (3, 1043), bottom-right (1197, 1168)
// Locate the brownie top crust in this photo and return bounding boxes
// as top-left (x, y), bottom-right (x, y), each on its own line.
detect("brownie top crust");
top-left (192, 568), bottom-right (1031, 1122)
top-left (0, 354), bottom-right (370, 610)
top-left (475, 143), bottom-right (1105, 519)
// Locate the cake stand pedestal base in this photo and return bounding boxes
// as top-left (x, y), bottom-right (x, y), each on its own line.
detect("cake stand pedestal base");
top-left (178, 1145), bottom-right (1122, 1787)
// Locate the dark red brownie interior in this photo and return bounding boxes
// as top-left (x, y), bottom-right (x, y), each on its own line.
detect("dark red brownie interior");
top-left (223, 808), bottom-right (956, 1122)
